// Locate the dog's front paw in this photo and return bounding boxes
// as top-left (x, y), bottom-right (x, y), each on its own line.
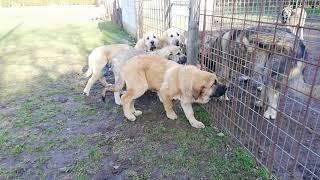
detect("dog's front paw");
top-left (191, 121), bottom-right (205, 129)
top-left (166, 112), bottom-right (178, 120)
top-left (133, 110), bottom-right (142, 116)
top-left (264, 108), bottom-right (277, 119)
top-left (125, 114), bottom-right (136, 121)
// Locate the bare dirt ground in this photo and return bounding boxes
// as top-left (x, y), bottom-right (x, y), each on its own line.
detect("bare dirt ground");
top-left (0, 6), bottom-right (268, 179)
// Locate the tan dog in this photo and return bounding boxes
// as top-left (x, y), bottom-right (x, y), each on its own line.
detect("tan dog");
top-left (101, 45), bottom-right (187, 105)
top-left (83, 44), bottom-right (131, 96)
top-left (134, 32), bottom-right (160, 51)
top-left (107, 55), bottom-right (227, 128)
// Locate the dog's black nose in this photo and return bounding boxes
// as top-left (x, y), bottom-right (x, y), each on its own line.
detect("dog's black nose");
top-left (177, 56), bottom-right (187, 64)
top-left (211, 85), bottom-right (227, 97)
top-left (151, 41), bottom-right (155, 45)
top-left (175, 40), bottom-right (180, 46)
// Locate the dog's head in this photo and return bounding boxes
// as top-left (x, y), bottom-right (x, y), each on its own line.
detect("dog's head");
top-left (189, 68), bottom-right (227, 103)
top-left (143, 32), bottom-right (160, 51)
top-left (281, 6), bottom-right (293, 24)
top-left (163, 28), bottom-right (185, 47)
top-left (160, 46), bottom-right (187, 64)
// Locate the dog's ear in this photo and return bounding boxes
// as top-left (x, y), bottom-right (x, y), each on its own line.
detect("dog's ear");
top-left (192, 84), bottom-right (205, 100)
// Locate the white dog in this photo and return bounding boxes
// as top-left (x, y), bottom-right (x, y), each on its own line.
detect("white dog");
top-left (281, 6), bottom-right (307, 40)
top-left (134, 32), bottom-right (160, 51)
top-left (161, 27), bottom-right (186, 47)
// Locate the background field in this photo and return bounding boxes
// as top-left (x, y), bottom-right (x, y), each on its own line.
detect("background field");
top-left (0, 6), bottom-right (269, 179)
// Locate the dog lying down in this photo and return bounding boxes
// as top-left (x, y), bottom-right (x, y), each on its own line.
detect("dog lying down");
top-left (103, 55), bottom-right (227, 128)
top-left (102, 45), bottom-right (187, 105)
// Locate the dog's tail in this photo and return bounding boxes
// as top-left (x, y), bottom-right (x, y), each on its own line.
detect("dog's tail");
top-left (101, 77), bottom-right (125, 102)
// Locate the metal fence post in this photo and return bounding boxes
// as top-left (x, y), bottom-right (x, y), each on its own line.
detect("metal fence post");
top-left (187, 0), bottom-right (201, 65)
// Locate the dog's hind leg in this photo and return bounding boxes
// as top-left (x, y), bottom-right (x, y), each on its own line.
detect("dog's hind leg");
top-left (83, 72), bottom-right (102, 96)
top-left (130, 100), bottom-right (142, 116)
top-left (121, 76), bottom-right (148, 121)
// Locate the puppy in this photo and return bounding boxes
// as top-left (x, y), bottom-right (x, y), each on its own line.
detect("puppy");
top-left (134, 32), bottom-right (160, 51)
top-left (83, 44), bottom-right (131, 96)
top-left (161, 27), bottom-right (186, 47)
top-left (102, 46), bottom-right (187, 105)
top-left (106, 55), bottom-right (226, 128)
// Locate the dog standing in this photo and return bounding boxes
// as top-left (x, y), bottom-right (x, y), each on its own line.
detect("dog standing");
top-left (105, 55), bottom-right (226, 128)
top-left (205, 26), bottom-right (320, 119)
top-left (102, 46), bottom-right (187, 105)
top-left (83, 44), bottom-right (131, 96)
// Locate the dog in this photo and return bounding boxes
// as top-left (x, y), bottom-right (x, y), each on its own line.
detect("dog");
top-left (104, 55), bottom-right (227, 128)
top-left (161, 27), bottom-right (186, 47)
top-left (280, 6), bottom-right (307, 40)
top-left (134, 32), bottom-right (160, 51)
top-left (101, 46), bottom-right (187, 105)
top-left (83, 44), bottom-right (131, 96)
top-left (204, 26), bottom-right (320, 119)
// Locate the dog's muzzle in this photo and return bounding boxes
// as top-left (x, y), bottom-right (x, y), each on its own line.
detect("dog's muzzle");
top-left (150, 44), bottom-right (156, 51)
top-left (211, 85), bottom-right (227, 97)
top-left (177, 56), bottom-right (187, 64)
top-left (175, 40), bottom-right (180, 46)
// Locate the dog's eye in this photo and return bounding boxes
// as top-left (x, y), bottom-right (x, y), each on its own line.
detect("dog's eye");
top-left (169, 52), bottom-right (173, 56)
top-left (147, 37), bottom-right (149, 40)
top-left (153, 35), bottom-right (156, 38)
top-left (170, 34), bottom-right (173, 38)
top-left (177, 52), bottom-right (181, 55)
top-left (177, 33), bottom-right (180, 36)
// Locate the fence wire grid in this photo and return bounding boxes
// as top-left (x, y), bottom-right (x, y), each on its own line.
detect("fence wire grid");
top-left (115, 0), bottom-right (320, 179)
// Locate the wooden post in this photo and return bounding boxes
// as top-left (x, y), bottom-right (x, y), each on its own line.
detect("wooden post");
top-left (164, 0), bottom-right (171, 30)
top-left (137, 0), bottom-right (144, 39)
top-left (187, 0), bottom-right (201, 65)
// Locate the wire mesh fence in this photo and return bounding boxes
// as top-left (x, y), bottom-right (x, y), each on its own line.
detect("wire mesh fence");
top-left (125, 0), bottom-right (320, 179)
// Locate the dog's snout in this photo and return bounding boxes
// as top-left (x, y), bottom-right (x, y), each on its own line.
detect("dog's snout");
top-left (151, 41), bottom-right (155, 45)
top-left (177, 56), bottom-right (187, 64)
top-left (175, 40), bottom-right (180, 46)
top-left (211, 85), bottom-right (227, 97)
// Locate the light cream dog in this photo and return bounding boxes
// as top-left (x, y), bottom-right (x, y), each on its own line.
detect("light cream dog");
top-left (160, 27), bottom-right (186, 47)
top-left (106, 55), bottom-right (227, 128)
top-left (83, 44), bottom-right (131, 96)
top-left (101, 46), bottom-right (187, 105)
top-left (280, 6), bottom-right (307, 40)
top-left (134, 32), bottom-right (160, 51)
